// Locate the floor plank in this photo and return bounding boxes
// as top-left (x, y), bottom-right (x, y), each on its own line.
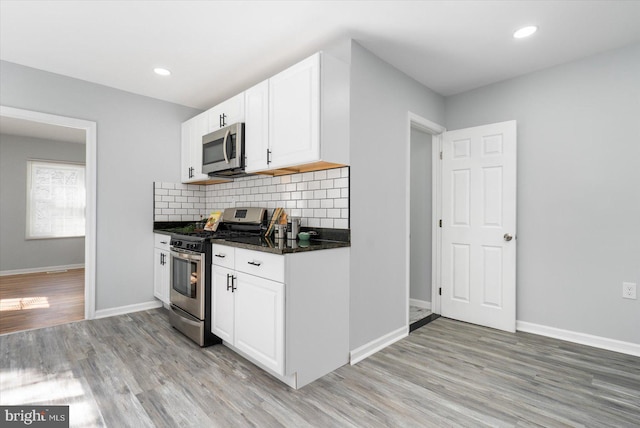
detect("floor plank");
top-left (0, 269), bottom-right (84, 334)
top-left (1, 309), bottom-right (638, 427)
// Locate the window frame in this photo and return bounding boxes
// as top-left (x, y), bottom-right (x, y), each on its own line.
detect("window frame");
top-left (25, 159), bottom-right (86, 240)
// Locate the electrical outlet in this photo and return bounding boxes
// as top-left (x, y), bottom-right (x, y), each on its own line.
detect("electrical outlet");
top-left (622, 282), bottom-right (637, 300)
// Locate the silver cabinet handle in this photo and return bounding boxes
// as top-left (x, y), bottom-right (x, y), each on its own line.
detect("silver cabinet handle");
top-left (215, 254), bottom-right (226, 258)
top-left (247, 261), bottom-right (262, 267)
top-left (504, 233), bottom-right (513, 242)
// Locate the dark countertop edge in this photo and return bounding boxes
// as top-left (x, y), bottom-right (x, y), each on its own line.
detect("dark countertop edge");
top-left (211, 238), bottom-right (350, 255)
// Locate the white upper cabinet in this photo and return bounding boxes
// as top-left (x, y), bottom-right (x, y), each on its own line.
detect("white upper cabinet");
top-left (182, 51), bottom-right (349, 179)
top-left (268, 53), bottom-right (320, 170)
top-left (244, 52), bottom-right (349, 174)
top-left (244, 80), bottom-right (270, 172)
top-left (181, 94), bottom-right (244, 184)
top-left (181, 111), bottom-right (210, 183)
top-left (206, 93), bottom-right (245, 132)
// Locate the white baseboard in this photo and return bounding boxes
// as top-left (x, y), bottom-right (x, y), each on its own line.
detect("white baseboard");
top-left (410, 299), bottom-right (432, 310)
top-left (350, 326), bottom-right (407, 365)
top-left (517, 321), bottom-right (640, 358)
top-left (94, 300), bottom-right (163, 320)
top-left (0, 264), bottom-right (85, 277)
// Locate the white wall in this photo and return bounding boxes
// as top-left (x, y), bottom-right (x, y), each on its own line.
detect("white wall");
top-left (0, 60), bottom-right (200, 311)
top-left (445, 43), bottom-right (640, 344)
top-left (349, 42), bottom-right (445, 350)
top-left (0, 134), bottom-right (85, 271)
top-left (410, 129), bottom-right (432, 303)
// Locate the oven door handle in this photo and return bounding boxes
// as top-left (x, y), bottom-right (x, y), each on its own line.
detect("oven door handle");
top-left (171, 249), bottom-right (203, 262)
top-left (223, 129), bottom-right (231, 164)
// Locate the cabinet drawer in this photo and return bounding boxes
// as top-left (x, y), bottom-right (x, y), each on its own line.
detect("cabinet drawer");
top-left (235, 248), bottom-right (284, 283)
top-left (211, 244), bottom-right (235, 268)
top-left (154, 233), bottom-right (170, 251)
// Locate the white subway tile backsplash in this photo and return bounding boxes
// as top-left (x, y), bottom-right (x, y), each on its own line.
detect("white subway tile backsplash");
top-left (321, 199), bottom-right (334, 209)
top-left (314, 189), bottom-right (327, 199)
top-left (334, 219), bottom-right (349, 229)
top-left (335, 198), bottom-right (349, 208)
top-left (327, 189), bottom-right (341, 199)
top-left (153, 167), bottom-right (350, 227)
top-left (321, 218), bottom-right (334, 228)
top-left (327, 208), bottom-right (341, 218)
top-left (321, 180), bottom-right (334, 189)
top-left (334, 178), bottom-right (348, 188)
top-left (314, 170), bottom-right (327, 180)
top-left (327, 168), bottom-right (342, 179)
top-left (314, 208), bottom-right (327, 218)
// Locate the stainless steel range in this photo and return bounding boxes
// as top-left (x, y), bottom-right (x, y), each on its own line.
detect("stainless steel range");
top-left (166, 207), bottom-right (267, 346)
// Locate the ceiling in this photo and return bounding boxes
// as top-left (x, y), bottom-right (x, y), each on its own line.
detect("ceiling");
top-left (1, 1), bottom-right (640, 110)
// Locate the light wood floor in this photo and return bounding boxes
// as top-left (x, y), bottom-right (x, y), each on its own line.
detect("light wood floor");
top-left (0, 269), bottom-right (84, 335)
top-left (1, 308), bottom-right (638, 427)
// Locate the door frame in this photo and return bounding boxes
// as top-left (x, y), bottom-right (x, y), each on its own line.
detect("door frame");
top-left (406, 112), bottom-right (445, 328)
top-left (1, 105), bottom-right (97, 320)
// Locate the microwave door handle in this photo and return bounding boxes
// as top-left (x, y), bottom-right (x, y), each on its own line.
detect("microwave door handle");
top-left (223, 129), bottom-right (231, 164)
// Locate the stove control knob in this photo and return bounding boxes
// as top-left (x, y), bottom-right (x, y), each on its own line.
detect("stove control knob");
top-left (174, 240), bottom-right (181, 247)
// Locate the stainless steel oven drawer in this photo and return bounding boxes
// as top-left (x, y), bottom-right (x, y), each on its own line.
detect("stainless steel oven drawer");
top-left (169, 304), bottom-right (205, 346)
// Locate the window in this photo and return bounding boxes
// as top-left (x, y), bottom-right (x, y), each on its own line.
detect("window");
top-left (26, 160), bottom-right (86, 239)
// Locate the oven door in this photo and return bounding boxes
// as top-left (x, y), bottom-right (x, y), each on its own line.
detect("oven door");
top-left (202, 123), bottom-right (244, 175)
top-left (170, 248), bottom-right (205, 320)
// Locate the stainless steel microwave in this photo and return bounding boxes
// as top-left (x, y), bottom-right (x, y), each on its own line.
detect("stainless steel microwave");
top-left (202, 122), bottom-right (246, 177)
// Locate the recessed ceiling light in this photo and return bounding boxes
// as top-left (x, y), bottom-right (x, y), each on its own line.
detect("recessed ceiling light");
top-left (154, 67), bottom-right (171, 76)
top-left (513, 26), bottom-right (538, 39)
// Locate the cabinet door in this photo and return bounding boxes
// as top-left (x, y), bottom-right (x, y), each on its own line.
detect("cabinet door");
top-left (153, 248), bottom-right (170, 304)
top-left (268, 53), bottom-right (320, 169)
top-left (234, 273), bottom-right (284, 375)
top-left (211, 266), bottom-right (235, 342)
top-left (190, 112), bottom-right (210, 181)
top-left (181, 112), bottom-right (209, 183)
top-left (207, 93), bottom-right (245, 131)
top-left (244, 80), bottom-right (270, 173)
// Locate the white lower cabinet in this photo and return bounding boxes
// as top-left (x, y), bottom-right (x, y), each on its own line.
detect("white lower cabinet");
top-left (234, 272), bottom-right (284, 375)
top-left (211, 266), bottom-right (235, 343)
top-left (211, 245), bottom-right (285, 375)
top-left (211, 243), bottom-right (349, 389)
top-left (153, 233), bottom-right (170, 305)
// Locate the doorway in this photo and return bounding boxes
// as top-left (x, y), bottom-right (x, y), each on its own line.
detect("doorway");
top-left (406, 113), bottom-right (445, 331)
top-left (409, 128), bottom-right (433, 325)
top-left (406, 115), bottom-right (518, 333)
top-left (0, 106), bottom-right (96, 326)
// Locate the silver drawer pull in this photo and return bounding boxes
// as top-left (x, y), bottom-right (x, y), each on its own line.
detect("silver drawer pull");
top-left (215, 254), bottom-right (226, 258)
top-left (247, 261), bottom-right (262, 267)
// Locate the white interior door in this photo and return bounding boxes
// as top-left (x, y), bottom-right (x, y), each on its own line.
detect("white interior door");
top-left (441, 120), bottom-right (516, 332)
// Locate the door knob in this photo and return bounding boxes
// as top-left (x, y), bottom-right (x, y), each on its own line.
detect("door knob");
top-left (504, 233), bottom-right (513, 242)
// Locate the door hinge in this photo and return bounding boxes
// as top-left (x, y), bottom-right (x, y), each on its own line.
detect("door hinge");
top-left (439, 219), bottom-right (442, 228)
top-left (439, 287), bottom-right (442, 296)
top-left (440, 151), bottom-right (443, 160)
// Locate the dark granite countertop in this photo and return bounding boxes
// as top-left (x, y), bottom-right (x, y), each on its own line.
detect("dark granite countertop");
top-left (154, 223), bottom-right (350, 255)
